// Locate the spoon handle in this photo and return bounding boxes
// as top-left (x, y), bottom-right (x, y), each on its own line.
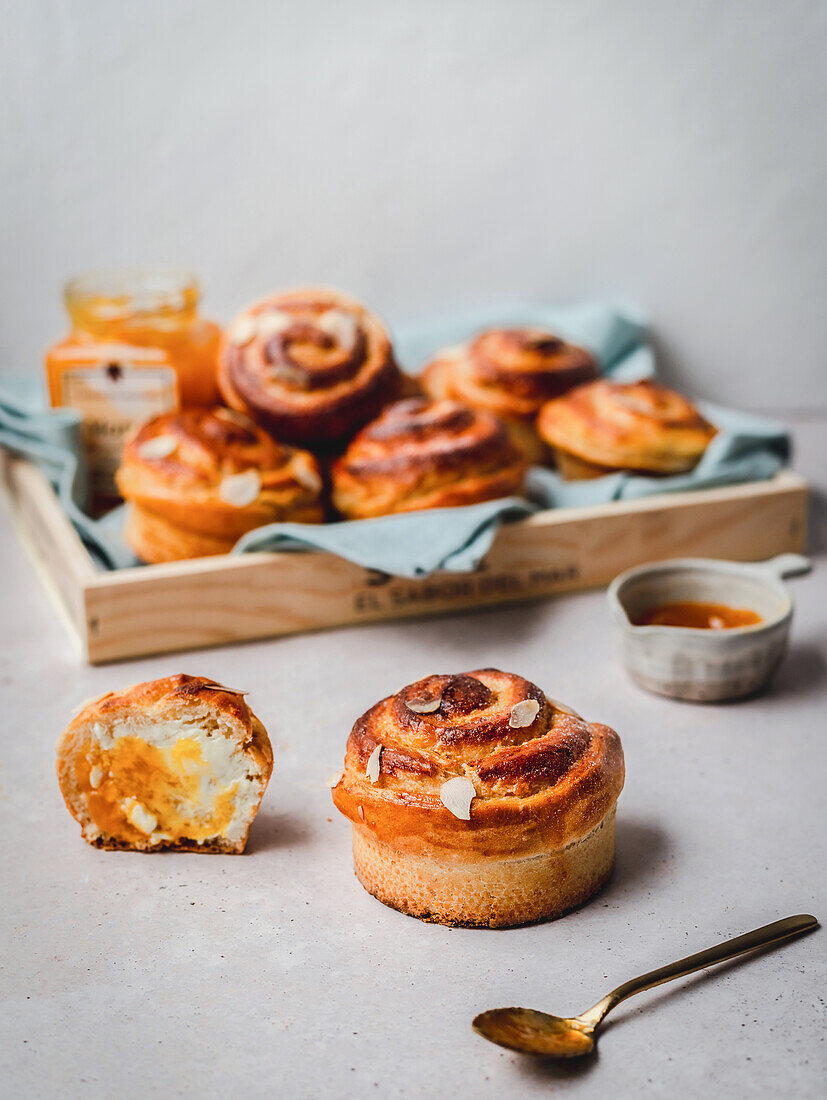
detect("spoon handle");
top-left (581, 913), bottom-right (818, 1027)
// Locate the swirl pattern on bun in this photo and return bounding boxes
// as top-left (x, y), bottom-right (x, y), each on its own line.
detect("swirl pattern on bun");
top-left (218, 287), bottom-right (402, 447)
top-left (537, 378), bottom-right (717, 479)
top-left (117, 407), bottom-right (324, 562)
top-left (331, 397), bottom-right (527, 519)
top-left (331, 668), bottom-right (624, 927)
top-left (421, 327), bottom-right (598, 462)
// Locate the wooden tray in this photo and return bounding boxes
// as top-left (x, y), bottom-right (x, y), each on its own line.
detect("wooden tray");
top-left (1, 452), bottom-right (808, 664)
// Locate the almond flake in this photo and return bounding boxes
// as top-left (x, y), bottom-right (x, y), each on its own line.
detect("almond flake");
top-left (256, 310), bottom-right (294, 339)
top-left (89, 766), bottom-right (103, 789)
top-left (215, 407), bottom-right (257, 429)
top-left (547, 696), bottom-right (580, 717)
top-left (365, 745), bottom-right (382, 784)
top-left (229, 315), bottom-right (258, 346)
top-left (219, 469), bottom-right (261, 507)
top-left (137, 434), bottom-right (178, 460)
top-left (357, 805), bottom-right (365, 820)
top-left (293, 458), bottom-right (322, 494)
top-left (508, 699), bottom-right (540, 728)
top-left (440, 776), bottom-right (476, 820)
top-left (197, 683), bottom-right (249, 697)
top-left (406, 695), bottom-right (442, 714)
top-left (326, 771), bottom-right (343, 788)
top-left (317, 309), bottom-right (358, 347)
top-left (92, 722), bottom-right (106, 738)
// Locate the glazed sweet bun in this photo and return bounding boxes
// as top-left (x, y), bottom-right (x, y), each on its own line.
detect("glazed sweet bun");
top-left (421, 327), bottom-right (597, 463)
top-left (116, 406), bottom-right (324, 563)
top-left (330, 668), bottom-right (624, 927)
top-left (56, 675), bottom-right (273, 853)
top-left (218, 286), bottom-right (403, 447)
top-left (330, 397), bottom-right (527, 519)
top-left (537, 378), bottom-right (717, 479)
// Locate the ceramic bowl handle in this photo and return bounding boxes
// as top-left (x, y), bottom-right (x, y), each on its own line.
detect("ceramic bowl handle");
top-left (758, 553), bottom-right (812, 580)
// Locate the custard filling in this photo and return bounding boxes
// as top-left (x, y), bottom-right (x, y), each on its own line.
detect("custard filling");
top-left (76, 726), bottom-right (257, 845)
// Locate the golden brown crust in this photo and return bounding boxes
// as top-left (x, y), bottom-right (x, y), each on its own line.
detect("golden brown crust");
top-left (218, 286), bottom-right (403, 447)
top-left (537, 379), bottom-right (717, 477)
top-left (116, 406), bottom-right (324, 562)
top-left (56, 675), bottom-right (273, 853)
top-left (330, 398), bottom-right (527, 519)
top-left (421, 328), bottom-right (597, 462)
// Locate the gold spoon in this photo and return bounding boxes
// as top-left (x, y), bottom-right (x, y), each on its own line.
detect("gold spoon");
top-left (473, 913), bottom-right (818, 1058)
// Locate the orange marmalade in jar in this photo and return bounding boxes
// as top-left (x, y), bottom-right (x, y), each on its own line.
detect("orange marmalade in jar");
top-left (45, 269), bottom-right (221, 508)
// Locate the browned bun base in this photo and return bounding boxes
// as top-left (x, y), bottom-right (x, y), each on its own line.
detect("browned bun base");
top-left (551, 445), bottom-right (680, 481)
top-left (331, 398), bottom-right (527, 519)
top-left (126, 503), bottom-right (236, 562)
top-left (351, 808), bottom-right (616, 928)
top-left (218, 287), bottom-right (403, 447)
top-left (88, 833), bottom-right (247, 854)
top-left (550, 446), bottom-right (619, 480)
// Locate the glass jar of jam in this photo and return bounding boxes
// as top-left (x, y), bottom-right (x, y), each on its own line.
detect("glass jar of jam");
top-left (45, 268), bottom-right (221, 509)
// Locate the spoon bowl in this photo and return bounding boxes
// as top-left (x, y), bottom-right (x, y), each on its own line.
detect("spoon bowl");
top-left (473, 1008), bottom-right (595, 1057)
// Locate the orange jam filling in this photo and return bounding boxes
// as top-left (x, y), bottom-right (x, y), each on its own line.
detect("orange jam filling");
top-left (77, 735), bottom-right (239, 844)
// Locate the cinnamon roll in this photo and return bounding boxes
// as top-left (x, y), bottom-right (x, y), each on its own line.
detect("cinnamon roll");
top-left (330, 397), bottom-right (527, 519)
top-left (421, 327), bottom-right (597, 463)
top-left (218, 287), bottom-right (403, 447)
top-left (330, 669), bottom-right (625, 927)
top-left (537, 379), bottom-right (717, 479)
top-left (116, 407), bottom-right (324, 563)
top-left (56, 675), bottom-right (273, 853)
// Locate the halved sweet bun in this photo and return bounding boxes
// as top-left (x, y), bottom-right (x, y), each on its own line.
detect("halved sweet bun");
top-left (56, 675), bottom-right (273, 853)
top-left (538, 379), bottom-right (717, 478)
top-left (331, 668), bottom-right (624, 927)
top-left (331, 397), bottom-right (527, 519)
top-left (421, 327), bottom-right (597, 463)
top-left (218, 286), bottom-right (403, 447)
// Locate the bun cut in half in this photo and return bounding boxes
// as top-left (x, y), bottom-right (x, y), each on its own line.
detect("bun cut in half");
top-left (331, 668), bottom-right (624, 927)
top-left (56, 675), bottom-right (273, 853)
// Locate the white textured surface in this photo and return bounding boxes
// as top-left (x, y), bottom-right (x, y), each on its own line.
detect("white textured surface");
top-left (0, 421), bottom-right (825, 1097)
top-left (1, 0), bottom-right (826, 411)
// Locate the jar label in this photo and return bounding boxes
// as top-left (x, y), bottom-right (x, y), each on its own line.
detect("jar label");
top-left (60, 362), bottom-right (178, 501)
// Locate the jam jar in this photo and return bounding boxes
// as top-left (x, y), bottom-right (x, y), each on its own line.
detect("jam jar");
top-left (45, 268), bottom-right (221, 508)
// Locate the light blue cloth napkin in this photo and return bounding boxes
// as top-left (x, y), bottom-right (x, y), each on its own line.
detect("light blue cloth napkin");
top-left (0, 303), bottom-right (790, 577)
top-left (0, 383), bottom-right (134, 569)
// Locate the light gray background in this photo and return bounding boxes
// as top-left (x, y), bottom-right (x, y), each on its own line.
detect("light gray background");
top-left (1, 6), bottom-right (826, 1097)
top-left (2, 0), bottom-right (826, 411)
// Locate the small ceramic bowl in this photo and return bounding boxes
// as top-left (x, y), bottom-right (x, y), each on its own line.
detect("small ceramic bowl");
top-left (607, 554), bottom-right (811, 701)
